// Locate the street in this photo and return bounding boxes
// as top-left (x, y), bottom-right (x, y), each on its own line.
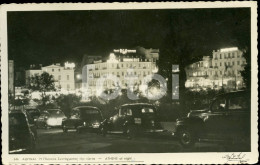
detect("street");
top-left (33, 128), bottom-right (249, 153)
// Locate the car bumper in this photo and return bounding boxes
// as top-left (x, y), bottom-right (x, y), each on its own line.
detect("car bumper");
top-left (78, 126), bottom-right (100, 132)
top-left (143, 129), bottom-right (166, 133)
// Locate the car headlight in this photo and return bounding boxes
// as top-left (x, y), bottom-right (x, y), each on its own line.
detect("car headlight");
top-left (92, 123), bottom-right (100, 128)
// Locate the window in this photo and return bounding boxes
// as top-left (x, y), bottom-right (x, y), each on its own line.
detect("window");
top-left (237, 53), bottom-right (240, 58)
top-left (220, 71), bottom-right (222, 75)
top-left (58, 75), bottom-right (61, 80)
top-left (228, 53), bottom-right (230, 58)
top-left (52, 69), bottom-right (54, 72)
top-left (232, 53), bottom-right (235, 58)
top-left (220, 62), bottom-right (222, 66)
top-left (237, 61), bottom-right (240, 65)
top-left (229, 97), bottom-right (248, 110)
top-left (212, 98), bottom-right (226, 112)
top-left (232, 61), bottom-right (235, 65)
top-left (58, 69), bottom-right (60, 72)
top-left (220, 54), bottom-right (222, 59)
top-left (67, 75), bottom-right (69, 80)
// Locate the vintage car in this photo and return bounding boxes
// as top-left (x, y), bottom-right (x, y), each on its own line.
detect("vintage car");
top-left (9, 110), bottom-right (37, 153)
top-left (62, 106), bottom-right (103, 133)
top-left (99, 103), bottom-right (165, 139)
top-left (25, 108), bottom-right (41, 120)
top-left (36, 109), bottom-right (66, 129)
top-left (174, 91), bottom-right (250, 147)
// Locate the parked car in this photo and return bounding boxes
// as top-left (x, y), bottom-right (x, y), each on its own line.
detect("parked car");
top-left (174, 90), bottom-right (250, 147)
top-left (25, 108), bottom-right (40, 120)
top-left (9, 110), bottom-right (37, 153)
top-left (62, 106), bottom-right (103, 133)
top-left (100, 103), bottom-right (165, 139)
top-left (36, 109), bottom-right (66, 129)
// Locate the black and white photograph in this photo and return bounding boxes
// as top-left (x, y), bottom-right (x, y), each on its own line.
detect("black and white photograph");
top-left (1, 2), bottom-right (258, 164)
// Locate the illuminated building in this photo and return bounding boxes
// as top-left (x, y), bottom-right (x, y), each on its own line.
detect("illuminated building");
top-left (25, 62), bottom-right (75, 91)
top-left (83, 48), bottom-right (159, 96)
top-left (185, 47), bottom-right (246, 90)
top-left (8, 60), bottom-right (14, 95)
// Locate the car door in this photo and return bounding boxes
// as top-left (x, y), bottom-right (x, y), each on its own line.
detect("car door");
top-left (226, 95), bottom-right (250, 138)
top-left (203, 97), bottom-right (230, 138)
top-left (110, 108), bottom-right (126, 132)
top-left (66, 109), bottom-right (79, 129)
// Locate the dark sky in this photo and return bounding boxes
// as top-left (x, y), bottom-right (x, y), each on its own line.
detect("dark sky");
top-left (7, 8), bottom-right (250, 69)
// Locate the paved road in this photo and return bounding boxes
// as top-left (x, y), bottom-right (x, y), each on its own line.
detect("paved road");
top-left (33, 128), bottom-right (250, 154)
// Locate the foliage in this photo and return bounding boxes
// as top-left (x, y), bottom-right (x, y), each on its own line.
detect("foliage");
top-left (56, 94), bottom-right (81, 117)
top-left (27, 72), bottom-right (56, 106)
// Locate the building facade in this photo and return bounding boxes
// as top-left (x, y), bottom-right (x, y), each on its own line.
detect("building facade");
top-left (8, 60), bottom-right (14, 95)
top-left (185, 47), bottom-right (246, 90)
top-left (26, 63), bottom-right (75, 91)
top-left (83, 48), bottom-right (159, 97)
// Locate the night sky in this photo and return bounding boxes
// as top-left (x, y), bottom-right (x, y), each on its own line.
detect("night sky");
top-left (7, 8), bottom-right (250, 70)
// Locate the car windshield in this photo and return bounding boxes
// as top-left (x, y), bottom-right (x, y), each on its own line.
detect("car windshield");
top-left (9, 113), bottom-right (28, 129)
top-left (46, 109), bottom-right (65, 117)
top-left (79, 108), bottom-right (102, 120)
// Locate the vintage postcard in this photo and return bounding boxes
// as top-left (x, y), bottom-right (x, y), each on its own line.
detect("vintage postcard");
top-left (1, 2), bottom-right (258, 164)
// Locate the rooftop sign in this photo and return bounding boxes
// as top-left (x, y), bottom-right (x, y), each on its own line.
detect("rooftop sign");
top-left (114, 49), bottom-right (136, 54)
top-left (220, 47), bottom-right (238, 52)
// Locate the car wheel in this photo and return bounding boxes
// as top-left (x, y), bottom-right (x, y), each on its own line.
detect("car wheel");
top-left (62, 125), bottom-right (68, 133)
top-left (178, 128), bottom-right (195, 147)
top-left (100, 127), bottom-right (107, 137)
top-left (126, 126), bottom-right (136, 140)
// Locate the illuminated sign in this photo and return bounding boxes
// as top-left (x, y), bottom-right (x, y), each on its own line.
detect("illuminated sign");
top-left (65, 62), bottom-right (75, 69)
top-left (114, 49), bottom-right (136, 54)
top-left (220, 47), bottom-right (238, 52)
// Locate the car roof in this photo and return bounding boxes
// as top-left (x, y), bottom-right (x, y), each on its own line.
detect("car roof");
top-left (215, 90), bottom-right (250, 99)
top-left (121, 103), bottom-right (154, 107)
top-left (74, 106), bottom-right (99, 109)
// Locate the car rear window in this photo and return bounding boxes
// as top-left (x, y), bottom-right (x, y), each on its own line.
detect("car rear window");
top-left (123, 106), bottom-right (156, 116)
top-left (79, 108), bottom-right (102, 119)
top-left (47, 110), bottom-right (65, 117)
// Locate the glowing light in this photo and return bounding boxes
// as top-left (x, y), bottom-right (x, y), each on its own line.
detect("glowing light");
top-left (76, 74), bottom-right (81, 79)
top-left (65, 62), bottom-right (75, 69)
top-left (220, 47), bottom-right (238, 52)
top-left (152, 66), bottom-right (159, 73)
top-left (107, 53), bottom-right (119, 63)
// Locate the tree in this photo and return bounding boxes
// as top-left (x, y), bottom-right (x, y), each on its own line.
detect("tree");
top-left (56, 94), bottom-right (81, 117)
top-left (27, 72), bottom-right (56, 106)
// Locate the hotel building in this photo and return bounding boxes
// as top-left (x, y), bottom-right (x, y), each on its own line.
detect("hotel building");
top-left (185, 47), bottom-right (246, 90)
top-left (83, 48), bottom-right (159, 96)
